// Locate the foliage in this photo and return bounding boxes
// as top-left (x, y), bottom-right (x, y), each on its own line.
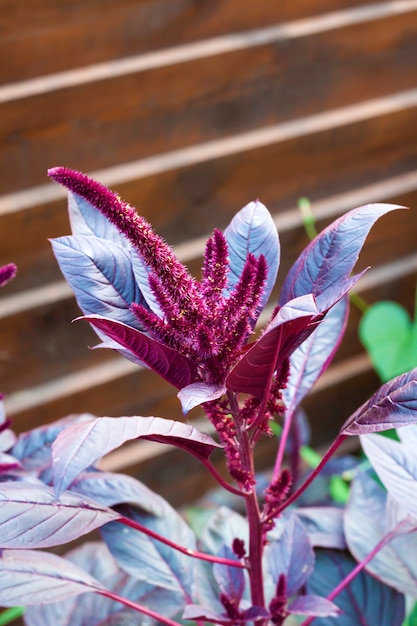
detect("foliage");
top-left (0, 168), bottom-right (416, 625)
top-left (360, 294), bottom-right (417, 382)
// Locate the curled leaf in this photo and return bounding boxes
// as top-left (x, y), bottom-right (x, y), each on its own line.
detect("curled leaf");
top-left (78, 315), bottom-right (198, 389)
top-left (53, 415), bottom-right (221, 496)
top-left (342, 368), bottom-right (417, 435)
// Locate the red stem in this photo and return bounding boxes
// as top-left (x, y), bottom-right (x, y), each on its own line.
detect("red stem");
top-left (272, 406), bottom-right (295, 482)
top-left (200, 457), bottom-right (245, 496)
top-left (98, 589), bottom-right (182, 626)
top-left (228, 391), bottom-right (266, 613)
top-left (117, 515), bottom-right (246, 569)
top-left (300, 519), bottom-right (410, 626)
top-left (275, 434), bottom-right (347, 515)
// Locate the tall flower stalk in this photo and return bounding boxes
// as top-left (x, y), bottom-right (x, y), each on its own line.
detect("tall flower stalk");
top-left (0, 171), bottom-right (415, 625)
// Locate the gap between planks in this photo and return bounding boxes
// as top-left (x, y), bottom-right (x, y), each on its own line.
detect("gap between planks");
top-left (1, 90), bottom-right (417, 218)
top-left (1, 0), bottom-right (416, 103)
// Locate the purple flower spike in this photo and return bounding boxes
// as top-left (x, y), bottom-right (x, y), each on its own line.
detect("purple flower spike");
top-left (0, 263), bottom-right (17, 287)
top-left (48, 167), bottom-right (200, 314)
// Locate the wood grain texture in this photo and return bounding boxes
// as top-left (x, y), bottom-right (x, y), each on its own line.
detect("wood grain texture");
top-left (1, 0), bottom-right (417, 504)
top-left (2, 9), bottom-right (417, 193)
top-left (1, 0), bottom-right (388, 83)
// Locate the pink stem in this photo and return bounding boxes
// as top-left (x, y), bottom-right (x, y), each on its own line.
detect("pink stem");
top-left (98, 589), bottom-right (182, 626)
top-left (200, 457), bottom-right (245, 496)
top-left (117, 515), bottom-right (246, 569)
top-left (275, 434), bottom-right (347, 515)
top-left (272, 407), bottom-right (295, 482)
top-left (300, 520), bottom-right (409, 626)
top-left (228, 390), bottom-right (266, 613)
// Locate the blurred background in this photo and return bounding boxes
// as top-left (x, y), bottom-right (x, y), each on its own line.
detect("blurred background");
top-left (1, 0), bottom-right (417, 505)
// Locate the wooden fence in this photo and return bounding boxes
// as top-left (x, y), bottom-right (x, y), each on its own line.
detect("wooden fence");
top-left (1, 0), bottom-right (417, 505)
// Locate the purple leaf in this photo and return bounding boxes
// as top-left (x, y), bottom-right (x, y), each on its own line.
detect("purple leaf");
top-left (0, 549), bottom-right (105, 606)
top-left (280, 203), bottom-right (404, 311)
top-left (0, 428), bottom-right (16, 453)
top-left (12, 414), bottom-right (92, 473)
top-left (67, 191), bottom-right (127, 244)
top-left (101, 504), bottom-right (195, 595)
top-left (342, 368), bottom-right (417, 435)
top-left (213, 545), bottom-right (245, 603)
top-left (224, 200), bottom-right (280, 310)
top-left (0, 484), bottom-right (119, 548)
top-left (177, 382), bottom-right (226, 414)
top-left (307, 550), bottom-right (405, 625)
top-left (78, 314), bottom-right (198, 388)
top-left (398, 421), bottom-right (417, 448)
top-left (283, 297), bottom-right (349, 414)
top-left (183, 604), bottom-right (268, 625)
top-left (194, 507), bottom-right (250, 612)
top-left (130, 250), bottom-right (163, 317)
top-left (65, 190), bottom-right (162, 318)
top-left (182, 604), bottom-right (231, 624)
top-left (295, 507), bottom-right (347, 549)
top-left (226, 294), bottom-right (322, 398)
top-left (70, 470), bottom-right (166, 516)
top-left (360, 430), bottom-right (417, 519)
top-left (51, 236), bottom-right (145, 328)
top-left (267, 515), bottom-right (314, 596)
top-left (242, 606), bottom-right (271, 621)
top-left (199, 507), bottom-right (249, 556)
top-left (24, 542), bottom-right (184, 626)
top-left (288, 594), bottom-right (340, 617)
top-left (52, 415), bottom-right (221, 496)
top-left (345, 469), bottom-right (417, 596)
top-left (0, 453), bottom-right (21, 472)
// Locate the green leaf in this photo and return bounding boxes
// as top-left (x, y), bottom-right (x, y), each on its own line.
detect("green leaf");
top-left (329, 476), bottom-right (350, 504)
top-left (403, 601), bottom-right (417, 626)
top-left (300, 445), bottom-right (322, 468)
top-left (359, 301), bottom-right (417, 382)
top-left (0, 607), bottom-right (24, 626)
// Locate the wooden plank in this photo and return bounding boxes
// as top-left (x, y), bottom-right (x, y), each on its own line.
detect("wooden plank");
top-left (1, 0), bottom-right (390, 84)
top-left (2, 170), bottom-right (417, 295)
top-left (1, 98), bottom-right (417, 270)
top-left (2, 9), bottom-right (417, 193)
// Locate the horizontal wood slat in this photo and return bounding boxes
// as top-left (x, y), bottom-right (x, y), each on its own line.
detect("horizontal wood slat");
top-left (2, 6), bottom-right (417, 193)
top-left (1, 95), bottom-right (417, 269)
top-left (1, 0), bottom-right (398, 85)
top-left (1, 1), bottom-right (417, 504)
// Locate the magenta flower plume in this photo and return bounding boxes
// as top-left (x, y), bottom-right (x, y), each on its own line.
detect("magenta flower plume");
top-left (48, 167), bottom-right (271, 388)
top-left (48, 167), bottom-right (200, 315)
top-left (49, 166), bottom-right (398, 496)
top-left (0, 263), bottom-right (17, 288)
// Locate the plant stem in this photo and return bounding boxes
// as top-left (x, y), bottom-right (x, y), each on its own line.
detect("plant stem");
top-left (272, 408), bottom-right (295, 482)
top-left (98, 589), bottom-right (182, 626)
top-left (200, 457), bottom-right (245, 496)
top-left (275, 434), bottom-right (347, 515)
top-left (298, 197), bottom-right (318, 241)
top-left (117, 515), bottom-right (245, 568)
top-left (228, 391), bottom-right (266, 612)
top-left (300, 520), bottom-right (409, 626)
